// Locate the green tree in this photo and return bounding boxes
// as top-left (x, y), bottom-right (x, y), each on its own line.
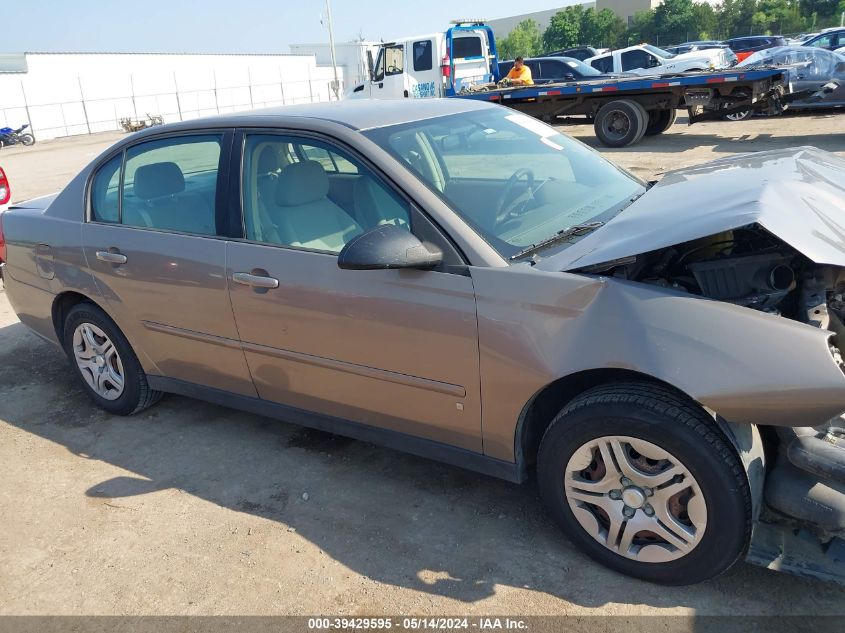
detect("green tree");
top-left (719, 0), bottom-right (758, 38)
top-left (627, 10), bottom-right (658, 44)
top-left (580, 8), bottom-right (628, 48)
top-left (543, 6), bottom-right (584, 51)
top-left (691, 2), bottom-right (719, 40)
top-left (654, 0), bottom-right (696, 43)
top-left (497, 19), bottom-right (543, 60)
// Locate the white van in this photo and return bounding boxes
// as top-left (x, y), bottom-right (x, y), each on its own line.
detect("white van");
top-left (348, 21), bottom-right (498, 100)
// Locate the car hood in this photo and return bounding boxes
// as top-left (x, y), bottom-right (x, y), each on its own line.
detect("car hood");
top-left (536, 146), bottom-right (845, 272)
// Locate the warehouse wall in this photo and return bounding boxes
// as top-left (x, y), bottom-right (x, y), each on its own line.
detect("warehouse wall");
top-left (0, 52), bottom-right (343, 140)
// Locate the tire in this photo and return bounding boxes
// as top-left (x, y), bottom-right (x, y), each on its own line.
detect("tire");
top-left (723, 110), bottom-right (753, 121)
top-left (594, 99), bottom-right (648, 148)
top-left (19, 133), bottom-right (35, 146)
top-left (645, 108), bottom-right (676, 136)
top-left (537, 381), bottom-right (751, 585)
top-left (62, 302), bottom-right (162, 415)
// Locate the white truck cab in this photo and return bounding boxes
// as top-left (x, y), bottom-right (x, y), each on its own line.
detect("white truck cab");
top-left (348, 21), bottom-right (499, 99)
top-left (586, 44), bottom-right (734, 76)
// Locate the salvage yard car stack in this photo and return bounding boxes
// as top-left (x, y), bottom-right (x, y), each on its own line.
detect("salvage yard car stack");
top-left (2, 99), bottom-right (845, 585)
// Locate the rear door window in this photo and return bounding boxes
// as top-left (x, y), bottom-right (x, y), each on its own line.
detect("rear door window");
top-left (121, 135), bottom-right (223, 235)
top-left (413, 40), bottom-right (433, 71)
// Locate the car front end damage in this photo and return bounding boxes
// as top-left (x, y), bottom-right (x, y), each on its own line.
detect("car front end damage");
top-left (538, 147), bottom-right (845, 582)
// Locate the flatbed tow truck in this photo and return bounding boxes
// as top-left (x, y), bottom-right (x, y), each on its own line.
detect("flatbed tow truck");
top-left (456, 67), bottom-right (793, 147)
top-left (348, 20), bottom-right (822, 147)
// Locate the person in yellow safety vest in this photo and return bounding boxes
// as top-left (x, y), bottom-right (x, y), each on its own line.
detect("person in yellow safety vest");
top-left (506, 56), bottom-right (534, 86)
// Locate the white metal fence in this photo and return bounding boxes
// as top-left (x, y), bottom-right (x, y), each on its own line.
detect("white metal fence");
top-left (0, 54), bottom-right (343, 141)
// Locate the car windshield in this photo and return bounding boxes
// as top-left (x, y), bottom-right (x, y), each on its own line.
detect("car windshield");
top-left (563, 58), bottom-right (602, 76)
top-left (364, 109), bottom-right (646, 259)
top-left (644, 44), bottom-right (675, 59)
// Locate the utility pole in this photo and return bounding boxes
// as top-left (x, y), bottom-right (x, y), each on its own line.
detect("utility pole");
top-left (325, 0), bottom-right (340, 99)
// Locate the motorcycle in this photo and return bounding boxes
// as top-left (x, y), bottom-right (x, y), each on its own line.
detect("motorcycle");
top-left (0, 124), bottom-right (35, 149)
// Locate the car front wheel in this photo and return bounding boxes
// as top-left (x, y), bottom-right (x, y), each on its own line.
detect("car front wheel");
top-left (538, 381), bottom-right (751, 585)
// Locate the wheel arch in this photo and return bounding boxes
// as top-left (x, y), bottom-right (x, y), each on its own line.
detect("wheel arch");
top-left (513, 366), bottom-right (765, 519)
top-left (51, 291), bottom-right (109, 345)
top-left (516, 369), bottom-right (737, 471)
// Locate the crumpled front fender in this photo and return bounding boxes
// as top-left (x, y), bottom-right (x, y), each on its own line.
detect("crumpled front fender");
top-left (472, 265), bottom-right (845, 462)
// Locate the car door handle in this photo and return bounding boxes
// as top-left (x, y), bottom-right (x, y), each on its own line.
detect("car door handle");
top-left (96, 251), bottom-right (127, 265)
top-left (232, 272), bottom-right (279, 289)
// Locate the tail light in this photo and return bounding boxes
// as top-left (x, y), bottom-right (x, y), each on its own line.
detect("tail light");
top-left (441, 53), bottom-right (451, 78)
top-left (0, 167), bottom-right (9, 205)
top-left (0, 167), bottom-right (8, 263)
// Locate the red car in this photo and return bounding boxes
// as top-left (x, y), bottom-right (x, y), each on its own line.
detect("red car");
top-left (725, 35), bottom-right (788, 62)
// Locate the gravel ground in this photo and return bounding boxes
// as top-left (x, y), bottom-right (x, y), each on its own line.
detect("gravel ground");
top-left (1, 110), bottom-right (845, 616)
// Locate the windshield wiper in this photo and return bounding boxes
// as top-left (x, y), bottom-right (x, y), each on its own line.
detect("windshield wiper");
top-left (509, 221), bottom-right (605, 261)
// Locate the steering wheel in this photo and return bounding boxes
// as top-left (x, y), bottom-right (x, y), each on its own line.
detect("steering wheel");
top-left (495, 168), bottom-right (535, 226)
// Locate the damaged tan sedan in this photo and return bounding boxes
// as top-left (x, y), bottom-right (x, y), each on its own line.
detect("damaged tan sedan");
top-left (3, 99), bottom-right (845, 585)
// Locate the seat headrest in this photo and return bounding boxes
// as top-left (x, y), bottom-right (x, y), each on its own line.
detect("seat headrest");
top-left (133, 162), bottom-right (185, 201)
top-left (276, 160), bottom-right (329, 207)
top-left (257, 145), bottom-right (282, 174)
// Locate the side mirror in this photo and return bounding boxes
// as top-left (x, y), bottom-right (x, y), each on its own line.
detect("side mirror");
top-left (338, 224), bottom-right (443, 271)
top-left (563, 73), bottom-right (576, 81)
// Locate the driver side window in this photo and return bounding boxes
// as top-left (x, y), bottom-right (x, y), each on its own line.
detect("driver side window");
top-left (385, 45), bottom-right (404, 76)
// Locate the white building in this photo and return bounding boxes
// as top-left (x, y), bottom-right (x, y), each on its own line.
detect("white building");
top-left (290, 41), bottom-right (381, 91)
top-left (0, 52), bottom-right (343, 141)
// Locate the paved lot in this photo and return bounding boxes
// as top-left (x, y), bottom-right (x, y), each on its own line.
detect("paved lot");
top-left (2, 112), bottom-right (845, 616)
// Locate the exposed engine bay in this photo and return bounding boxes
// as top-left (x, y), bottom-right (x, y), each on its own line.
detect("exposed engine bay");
top-left (580, 223), bottom-right (845, 367)
top-left (582, 223), bottom-right (845, 580)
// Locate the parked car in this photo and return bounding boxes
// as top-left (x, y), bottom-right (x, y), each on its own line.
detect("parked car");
top-left (498, 56), bottom-right (633, 84)
top-left (725, 46), bottom-right (845, 120)
top-left (663, 41), bottom-right (726, 55)
top-left (803, 28), bottom-right (845, 51)
top-left (586, 44), bottom-right (734, 75)
top-left (724, 36), bottom-right (788, 62)
top-left (4, 99), bottom-right (845, 586)
top-left (545, 46), bottom-right (601, 61)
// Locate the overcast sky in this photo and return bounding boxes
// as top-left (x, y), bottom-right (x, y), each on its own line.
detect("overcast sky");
top-left (1, 0), bottom-right (584, 53)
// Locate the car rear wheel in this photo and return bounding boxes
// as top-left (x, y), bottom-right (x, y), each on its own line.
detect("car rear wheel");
top-left (537, 381), bottom-right (751, 585)
top-left (594, 100), bottom-right (648, 147)
top-left (62, 302), bottom-right (162, 415)
top-left (645, 108), bottom-right (676, 136)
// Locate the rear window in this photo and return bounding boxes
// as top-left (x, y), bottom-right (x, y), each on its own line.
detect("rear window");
top-left (453, 36), bottom-right (482, 59)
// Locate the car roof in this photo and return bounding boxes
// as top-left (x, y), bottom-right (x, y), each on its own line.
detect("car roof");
top-left (502, 56), bottom-right (578, 63)
top-left (126, 98), bottom-right (495, 138)
top-left (729, 35), bottom-right (781, 41)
